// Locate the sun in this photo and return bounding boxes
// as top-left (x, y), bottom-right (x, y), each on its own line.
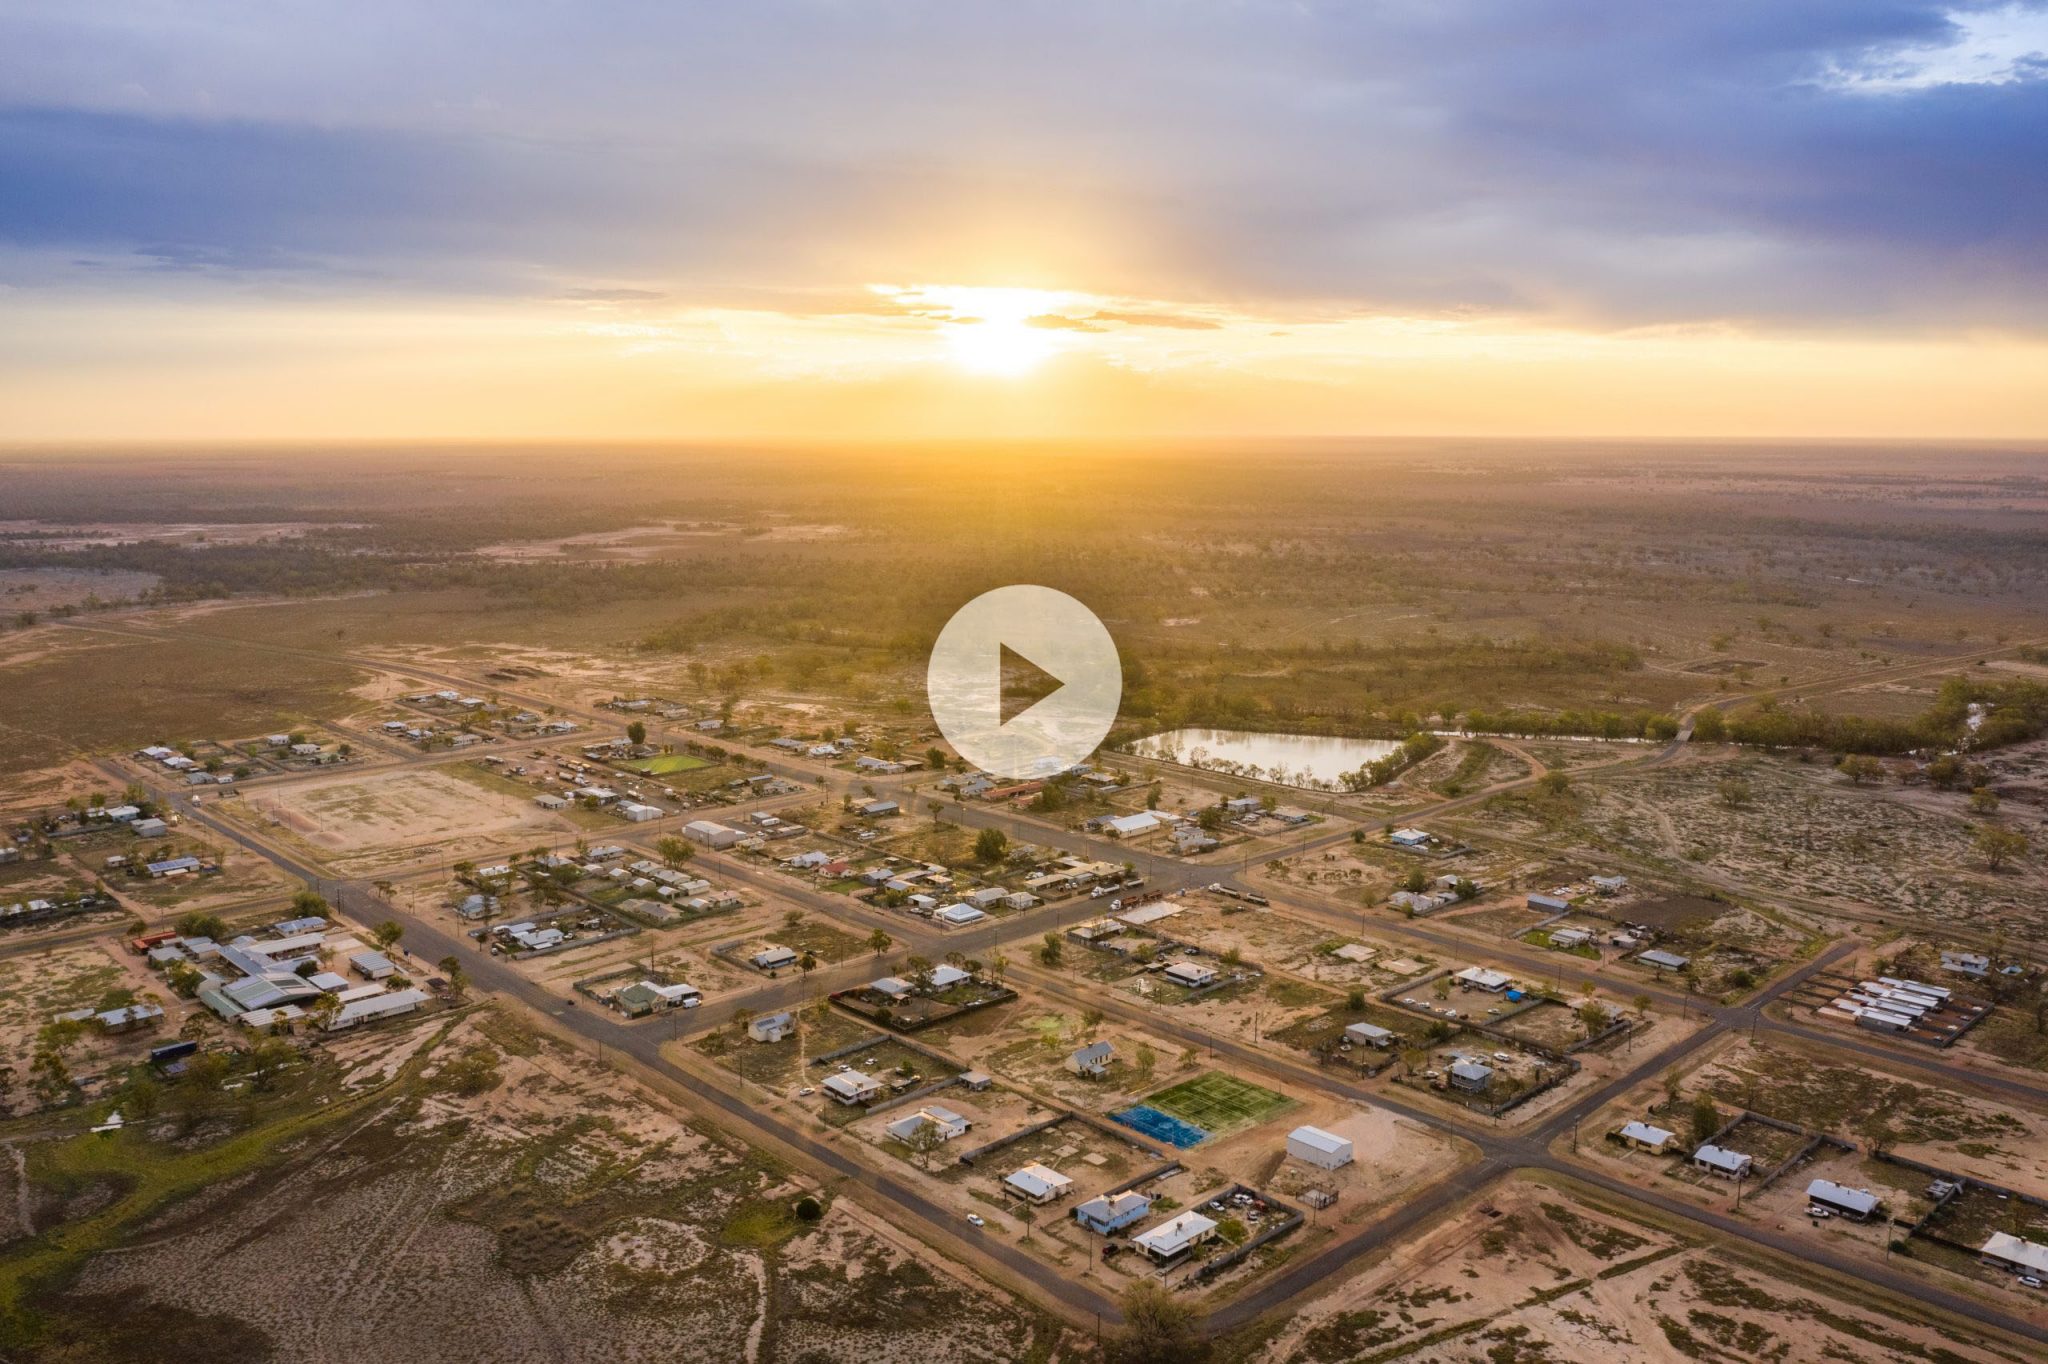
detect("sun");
top-left (873, 284), bottom-right (1077, 377)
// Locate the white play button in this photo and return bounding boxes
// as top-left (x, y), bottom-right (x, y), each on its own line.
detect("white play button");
top-left (927, 585), bottom-right (1122, 780)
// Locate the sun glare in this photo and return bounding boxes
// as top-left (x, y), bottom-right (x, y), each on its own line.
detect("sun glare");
top-left (872, 284), bottom-right (1076, 377)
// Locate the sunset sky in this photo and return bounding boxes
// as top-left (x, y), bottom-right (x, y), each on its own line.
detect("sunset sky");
top-left (3, 2), bottom-right (2046, 441)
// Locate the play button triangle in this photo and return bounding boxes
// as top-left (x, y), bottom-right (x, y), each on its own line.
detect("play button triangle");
top-left (1000, 641), bottom-right (1065, 726)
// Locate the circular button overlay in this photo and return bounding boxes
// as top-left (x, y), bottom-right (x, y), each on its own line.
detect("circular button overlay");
top-left (926, 585), bottom-right (1122, 780)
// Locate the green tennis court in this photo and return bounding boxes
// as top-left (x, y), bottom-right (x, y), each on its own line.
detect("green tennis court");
top-left (1145, 1072), bottom-right (1292, 1131)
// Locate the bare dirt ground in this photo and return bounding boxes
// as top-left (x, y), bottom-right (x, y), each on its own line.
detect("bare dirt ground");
top-left (57, 1010), bottom-right (1063, 1364)
top-left (245, 767), bottom-right (564, 873)
top-left (1252, 1174), bottom-right (2036, 1364)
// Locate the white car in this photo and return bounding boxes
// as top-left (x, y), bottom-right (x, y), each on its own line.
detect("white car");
top-left (2019, 1276), bottom-right (2044, 1289)
top-left (1808, 1206), bottom-right (1832, 1219)
top-left (1492, 1051), bottom-right (1513, 1062)
top-left (966, 1214), bottom-right (986, 1228)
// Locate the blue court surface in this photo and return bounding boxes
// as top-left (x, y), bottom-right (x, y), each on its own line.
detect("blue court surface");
top-left (1111, 1104), bottom-right (1210, 1149)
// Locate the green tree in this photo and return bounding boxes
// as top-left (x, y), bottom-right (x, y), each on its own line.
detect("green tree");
top-left (866, 928), bottom-right (893, 958)
top-left (655, 835), bottom-right (695, 869)
top-left (437, 955), bottom-right (469, 999)
top-left (1538, 771), bottom-right (1572, 798)
top-left (1690, 1092), bottom-right (1723, 1145)
top-left (1969, 786), bottom-right (2000, 815)
top-left (626, 720), bottom-right (647, 745)
top-left (1037, 932), bottom-right (1064, 968)
top-left (902, 1117), bottom-right (945, 1169)
top-left (1976, 825), bottom-right (2029, 871)
top-left (1690, 708), bottom-right (1728, 743)
top-left (1838, 754), bottom-right (1884, 786)
top-left (974, 826), bottom-right (1009, 863)
top-left (1106, 1281), bottom-right (1211, 1364)
top-left (372, 920), bottom-right (405, 952)
top-left (175, 911), bottom-right (228, 941)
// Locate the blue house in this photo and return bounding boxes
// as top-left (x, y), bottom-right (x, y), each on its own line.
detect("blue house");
top-left (1074, 1191), bottom-right (1153, 1235)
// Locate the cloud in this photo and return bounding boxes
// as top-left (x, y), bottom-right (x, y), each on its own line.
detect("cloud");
top-left (0, 2), bottom-right (2044, 332)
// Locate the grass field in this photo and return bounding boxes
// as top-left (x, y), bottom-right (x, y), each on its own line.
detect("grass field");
top-left (1145, 1071), bottom-right (1293, 1133)
top-left (624, 753), bottom-right (712, 775)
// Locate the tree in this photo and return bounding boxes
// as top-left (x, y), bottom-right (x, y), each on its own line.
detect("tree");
top-left (1578, 1000), bottom-right (1608, 1034)
top-left (794, 1195), bottom-right (823, 1221)
top-left (1969, 786), bottom-right (2001, 815)
top-left (974, 826), bottom-right (1009, 863)
top-left (902, 1117), bottom-right (945, 1170)
top-left (1838, 754), bottom-right (1885, 786)
top-left (437, 954), bottom-right (469, 999)
top-left (926, 800), bottom-right (943, 825)
top-left (248, 1038), bottom-right (295, 1091)
top-left (1134, 1042), bottom-right (1157, 1082)
top-left (176, 911), bottom-right (228, 941)
top-left (655, 835), bottom-right (695, 869)
top-left (1037, 932), bottom-right (1064, 968)
top-left (1346, 987), bottom-right (1368, 1012)
top-left (1716, 776), bottom-right (1753, 810)
top-left (1690, 708), bottom-right (1728, 743)
top-left (1106, 1281), bottom-right (1211, 1364)
top-left (904, 954), bottom-right (936, 990)
top-left (1690, 1092), bottom-right (1723, 1145)
top-left (290, 888), bottom-right (329, 917)
top-left (306, 992), bottom-right (342, 1031)
top-left (1538, 771), bottom-right (1572, 798)
top-left (924, 746), bottom-right (946, 772)
top-left (626, 720), bottom-right (647, 746)
top-left (1976, 825), bottom-right (2029, 872)
top-left (372, 920), bottom-right (405, 952)
top-left (866, 928), bottom-right (893, 958)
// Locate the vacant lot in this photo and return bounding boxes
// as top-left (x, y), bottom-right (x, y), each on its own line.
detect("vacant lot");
top-left (255, 766), bottom-right (561, 872)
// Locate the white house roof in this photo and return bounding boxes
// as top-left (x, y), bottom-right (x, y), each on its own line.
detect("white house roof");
top-left (1806, 1179), bottom-right (1880, 1215)
top-left (1004, 1163), bottom-right (1073, 1199)
top-left (1288, 1125), bottom-right (1350, 1156)
top-left (1982, 1231), bottom-right (2048, 1275)
top-left (929, 964), bottom-right (970, 988)
top-left (1694, 1144), bottom-right (1752, 1173)
top-left (934, 903), bottom-right (988, 925)
top-left (1103, 812), bottom-right (1161, 836)
top-left (1133, 1211), bottom-right (1217, 1258)
top-left (1619, 1121), bottom-right (1675, 1147)
top-left (1455, 966), bottom-right (1513, 990)
top-left (822, 1070), bottom-right (880, 1099)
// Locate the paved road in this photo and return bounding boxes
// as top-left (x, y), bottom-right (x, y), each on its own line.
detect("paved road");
top-left (80, 616), bottom-right (2048, 1347)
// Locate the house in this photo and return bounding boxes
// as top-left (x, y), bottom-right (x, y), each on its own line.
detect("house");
top-left (858, 800), bottom-right (900, 818)
top-left (1173, 828), bottom-right (1219, 853)
top-left (1591, 875), bottom-right (1629, 895)
top-left (885, 1105), bottom-right (970, 1144)
top-left (130, 817), bottom-right (170, 839)
top-left (1074, 1191), bottom-right (1153, 1235)
top-left (929, 964), bottom-right (970, 989)
top-left (1224, 797), bottom-right (1262, 814)
top-left (618, 802), bottom-right (664, 822)
top-left (684, 819), bottom-right (743, 849)
top-left (1163, 960), bottom-right (1218, 989)
top-left (934, 903), bottom-right (988, 928)
top-left (1133, 1211), bottom-right (1218, 1262)
top-left (1527, 893), bottom-right (1572, 913)
top-left (855, 756), bottom-right (905, 774)
top-left (1806, 1179), bottom-right (1881, 1221)
top-left (748, 1011), bottom-right (794, 1043)
top-left (1549, 928), bottom-right (1593, 950)
top-left (95, 1003), bottom-right (164, 1033)
top-left (1980, 1231), bottom-right (2048, 1277)
top-left (146, 856), bottom-right (203, 878)
top-left (1449, 1060), bottom-right (1493, 1092)
top-left (1617, 1121), bottom-right (1676, 1153)
top-left (1003, 1162), bottom-right (1074, 1203)
top-left (1002, 891), bottom-right (1040, 911)
top-left (1638, 949), bottom-right (1691, 973)
top-left (1692, 1145), bottom-right (1754, 1179)
top-left (1390, 827), bottom-right (1431, 847)
top-left (965, 886), bottom-right (1006, 909)
top-left (870, 975), bottom-right (913, 1001)
top-left (1068, 1040), bottom-right (1114, 1076)
top-left (349, 950), bottom-right (397, 980)
top-left (784, 850), bottom-right (831, 871)
top-left (328, 988), bottom-right (428, 1031)
top-left (614, 982), bottom-right (664, 1017)
top-left (959, 1070), bottom-right (992, 1091)
top-left (101, 804), bottom-right (142, 823)
top-left (821, 1070), bottom-right (883, 1105)
top-left (750, 945), bottom-right (798, 971)
top-left (1389, 890), bottom-right (1450, 914)
top-left (1287, 1125), bottom-right (1354, 1170)
top-left (1454, 966), bottom-right (1513, 992)
top-left (1344, 1022), bottom-right (1395, 1049)
top-left (1941, 950), bottom-right (1992, 979)
top-left (1102, 812), bottom-right (1162, 838)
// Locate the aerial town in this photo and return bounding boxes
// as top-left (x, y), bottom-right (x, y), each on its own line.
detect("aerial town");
top-left (1, 440), bottom-right (2046, 1364)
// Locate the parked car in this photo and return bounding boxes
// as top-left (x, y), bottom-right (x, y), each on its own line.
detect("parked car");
top-left (966, 1214), bottom-right (986, 1228)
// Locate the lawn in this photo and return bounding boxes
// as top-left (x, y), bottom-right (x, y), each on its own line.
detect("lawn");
top-left (1145, 1071), bottom-right (1293, 1133)
top-left (624, 753), bottom-right (712, 775)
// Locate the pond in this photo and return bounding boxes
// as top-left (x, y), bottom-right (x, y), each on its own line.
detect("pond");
top-left (1125, 728), bottom-right (1404, 788)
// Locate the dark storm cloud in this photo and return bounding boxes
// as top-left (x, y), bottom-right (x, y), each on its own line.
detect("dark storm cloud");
top-left (0, 1), bottom-right (2043, 328)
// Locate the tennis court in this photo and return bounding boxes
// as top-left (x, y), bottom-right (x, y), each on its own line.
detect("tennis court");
top-left (1145, 1072), bottom-right (1293, 1133)
top-left (1112, 1104), bottom-right (1210, 1149)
